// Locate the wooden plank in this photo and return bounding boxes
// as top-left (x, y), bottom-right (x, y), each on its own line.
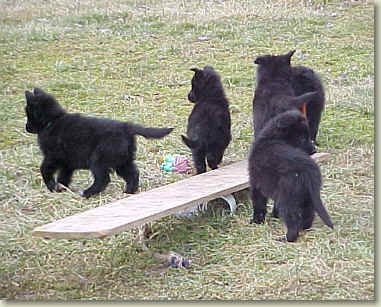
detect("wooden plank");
top-left (31, 160), bottom-right (249, 239)
top-left (31, 153), bottom-right (330, 240)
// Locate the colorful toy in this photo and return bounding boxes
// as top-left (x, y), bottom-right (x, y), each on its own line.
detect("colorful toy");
top-left (160, 154), bottom-right (192, 174)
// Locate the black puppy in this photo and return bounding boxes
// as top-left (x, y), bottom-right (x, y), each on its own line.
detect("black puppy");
top-left (182, 66), bottom-right (231, 174)
top-left (291, 65), bottom-right (325, 145)
top-left (248, 110), bottom-right (333, 242)
top-left (252, 50), bottom-right (319, 143)
top-left (25, 88), bottom-right (173, 198)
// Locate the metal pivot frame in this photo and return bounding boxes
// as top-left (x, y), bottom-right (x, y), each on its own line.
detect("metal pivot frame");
top-left (174, 193), bottom-right (237, 218)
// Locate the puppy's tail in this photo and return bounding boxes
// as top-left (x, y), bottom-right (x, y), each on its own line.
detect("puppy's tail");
top-left (181, 135), bottom-right (199, 149)
top-left (132, 125), bottom-right (174, 139)
top-left (313, 197), bottom-right (334, 229)
top-left (292, 91), bottom-right (319, 109)
top-left (307, 176), bottom-right (334, 229)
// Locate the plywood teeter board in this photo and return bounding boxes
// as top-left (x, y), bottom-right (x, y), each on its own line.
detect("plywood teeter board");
top-left (31, 153), bottom-right (331, 240)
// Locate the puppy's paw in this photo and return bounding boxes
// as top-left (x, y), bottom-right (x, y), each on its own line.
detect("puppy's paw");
top-left (275, 236), bottom-right (288, 243)
top-left (82, 190), bottom-right (93, 199)
top-left (46, 181), bottom-right (58, 192)
top-left (250, 212), bottom-right (266, 224)
top-left (56, 183), bottom-right (67, 192)
top-left (124, 184), bottom-right (138, 194)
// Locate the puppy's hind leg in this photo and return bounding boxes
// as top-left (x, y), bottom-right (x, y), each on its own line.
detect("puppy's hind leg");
top-left (301, 201), bottom-right (315, 230)
top-left (82, 165), bottom-right (110, 198)
top-left (249, 187), bottom-right (268, 224)
top-left (272, 203), bottom-right (280, 218)
top-left (192, 148), bottom-right (207, 174)
top-left (116, 161), bottom-right (139, 194)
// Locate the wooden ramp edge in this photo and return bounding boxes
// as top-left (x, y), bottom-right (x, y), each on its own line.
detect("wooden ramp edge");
top-left (31, 153), bottom-right (330, 240)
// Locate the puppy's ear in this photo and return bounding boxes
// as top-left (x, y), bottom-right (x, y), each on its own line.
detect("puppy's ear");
top-left (190, 67), bottom-right (203, 79)
top-left (292, 91), bottom-right (318, 108)
top-left (33, 88), bottom-right (45, 96)
top-left (25, 90), bottom-right (33, 103)
top-left (190, 67), bottom-right (201, 73)
top-left (254, 55), bottom-right (269, 65)
top-left (203, 65), bottom-right (214, 73)
top-left (285, 50), bottom-right (296, 62)
top-left (254, 56), bottom-right (263, 65)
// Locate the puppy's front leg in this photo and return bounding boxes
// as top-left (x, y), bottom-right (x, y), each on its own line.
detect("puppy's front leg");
top-left (40, 158), bottom-right (58, 192)
top-left (249, 187), bottom-right (268, 224)
top-left (57, 167), bottom-right (74, 192)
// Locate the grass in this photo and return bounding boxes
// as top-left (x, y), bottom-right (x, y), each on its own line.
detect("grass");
top-left (0, 0), bottom-right (374, 301)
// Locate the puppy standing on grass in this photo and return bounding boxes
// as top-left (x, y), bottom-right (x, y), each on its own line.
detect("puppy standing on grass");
top-left (248, 110), bottom-right (333, 242)
top-left (182, 66), bottom-right (231, 174)
top-left (252, 50), bottom-right (321, 144)
top-left (24, 88), bottom-right (173, 198)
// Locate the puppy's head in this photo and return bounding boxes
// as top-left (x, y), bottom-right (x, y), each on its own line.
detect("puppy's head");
top-left (188, 66), bottom-right (223, 103)
top-left (254, 50), bottom-right (295, 83)
top-left (259, 110), bottom-right (316, 155)
top-left (24, 88), bottom-right (65, 134)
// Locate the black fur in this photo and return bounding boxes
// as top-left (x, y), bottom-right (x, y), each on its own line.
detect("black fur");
top-left (291, 65), bottom-right (325, 144)
top-left (248, 110), bottom-right (333, 242)
top-left (252, 50), bottom-right (319, 147)
top-left (182, 66), bottom-right (231, 174)
top-left (24, 88), bottom-right (173, 198)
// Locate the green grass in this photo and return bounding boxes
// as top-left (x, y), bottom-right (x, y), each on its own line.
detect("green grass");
top-left (0, 0), bottom-right (374, 301)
